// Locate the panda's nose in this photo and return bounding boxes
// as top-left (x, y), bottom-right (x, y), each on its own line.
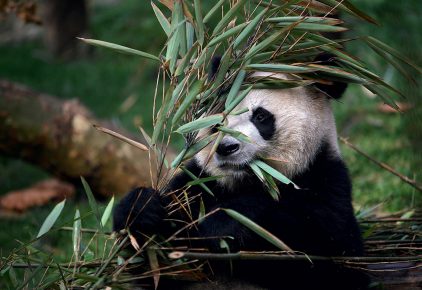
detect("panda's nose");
top-left (216, 141), bottom-right (240, 156)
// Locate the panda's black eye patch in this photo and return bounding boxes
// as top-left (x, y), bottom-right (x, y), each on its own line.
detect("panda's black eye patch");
top-left (251, 107), bottom-right (276, 140)
top-left (210, 125), bottom-right (218, 134)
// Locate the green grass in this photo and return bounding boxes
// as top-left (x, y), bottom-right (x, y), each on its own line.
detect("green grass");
top-left (0, 0), bottom-right (420, 271)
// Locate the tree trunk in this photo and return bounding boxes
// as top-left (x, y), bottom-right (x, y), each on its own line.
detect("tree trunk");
top-left (39, 0), bottom-right (90, 58)
top-left (0, 79), bottom-right (167, 197)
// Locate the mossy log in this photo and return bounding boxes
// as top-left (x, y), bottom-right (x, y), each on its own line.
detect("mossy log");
top-left (0, 79), bottom-right (165, 197)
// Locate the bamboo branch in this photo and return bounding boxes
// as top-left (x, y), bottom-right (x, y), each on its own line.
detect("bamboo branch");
top-left (168, 251), bottom-right (422, 263)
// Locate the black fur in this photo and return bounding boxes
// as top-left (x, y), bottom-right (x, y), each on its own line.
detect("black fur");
top-left (113, 142), bottom-right (368, 289)
top-left (250, 107), bottom-right (276, 140)
top-left (314, 53), bottom-right (348, 99)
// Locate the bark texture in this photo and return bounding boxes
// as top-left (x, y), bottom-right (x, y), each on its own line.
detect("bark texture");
top-left (0, 79), bottom-right (163, 197)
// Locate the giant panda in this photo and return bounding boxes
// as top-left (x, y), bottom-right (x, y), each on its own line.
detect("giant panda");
top-left (113, 55), bottom-right (368, 290)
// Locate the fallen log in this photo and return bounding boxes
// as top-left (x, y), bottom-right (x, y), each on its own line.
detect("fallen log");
top-left (0, 79), bottom-right (166, 197)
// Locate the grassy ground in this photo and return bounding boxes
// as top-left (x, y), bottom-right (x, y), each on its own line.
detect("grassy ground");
top-left (0, 0), bottom-right (420, 268)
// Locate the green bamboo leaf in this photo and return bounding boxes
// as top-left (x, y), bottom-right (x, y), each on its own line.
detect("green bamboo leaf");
top-left (167, 1), bottom-right (184, 73)
top-left (171, 147), bottom-right (188, 168)
top-left (318, 0), bottom-right (377, 24)
top-left (181, 166), bottom-right (214, 196)
top-left (193, 0), bottom-right (205, 46)
top-left (203, 0), bottom-right (225, 23)
top-left (230, 107), bottom-right (249, 115)
top-left (152, 86), bottom-right (174, 144)
top-left (81, 177), bottom-right (102, 229)
top-left (208, 23), bottom-right (248, 47)
top-left (78, 38), bottom-right (159, 61)
top-left (226, 68), bottom-right (247, 107)
top-left (244, 27), bottom-right (288, 61)
top-left (244, 79), bottom-right (313, 90)
top-left (37, 199), bottom-right (66, 238)
top-left (101, 196), bottom-right (115, 227)
top-left (193, 47), bottom-right (210, 69)
top-left (172, 79), bottom-right (204, 125)
top-left (175, 42), bottom-right (199, 76)
top-left (224, 86), bottom-right (253, 114)
top-left (147, 248), bottom-right (160, 289)
top-left (176, 114), bottom-right (224, 134)
top-left (267, 16), bottom-right (342, 25)
top-left (73, 209), bottom-right (81, 262)
top-left (364, 36), bottom-right (421, 73)
top-left (234, 9), bottom-right (267, 49)
top-left (250, 162), bottom-right (279, 201)
top-left (217, 126), bottom-right (251, 143)
top-left (246, 63), bottom-right (318, 73)
top-left (262, 171), bottom-right (280, 201)
top-left (212, 0), bottom-right (248, 35)
top-left (253, 160), bottom-right (292, 185)
top-left (337, 58), bottom-right (406, 97)
top-left (213, 47), bottom-right (233, 90)
top-left (183, 133), bottom-right (216, 160)
top-left (186, 22), bottom-right (195, 51)
top-left (187, 175), bottom-right (223, 186)
top-left (310, 65), bottom-right (367, 83)
top-left (151, 2), bottom-right (171, 36)
top-left (223, 208), bottom-right (292, 251)
top-left (249, 162), bottom-right (265, 181)
top-left (364, 84), bottom-right (399, 110)
top-left (275, 22), bottom-right (347, 32)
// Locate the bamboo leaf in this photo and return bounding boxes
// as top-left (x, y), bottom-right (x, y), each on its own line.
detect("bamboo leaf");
top-left (37, 199), bottom-right (66, 238)
top-left (151, 2), bottom-right (171, 36)
top-left (244, 27), bottom-right (288, 61)
top-left (224, 86), bottom-right (253, 114)
top-left (172, 79), bottom-right (204, 125)
top-left (318, 0), bottom-right (377, 24)
top-left (246, 63), bottom-right (318, 73)
top-left (234, 9), bottom-right (267, 49)
top-left (175, 42), bottom-right (199, 76)
top-left (78, 38), bottom-right (160, 61)
top-left (226, 69), bottom-right (247, 107)
top-left (208, 23), bottom-right (248, 47)
top-left (217, 126), bottom-right (251, 143)
top-left (147, 248), bottom-right (160, 290)
top-left (193, 0), bottom-right (205, 46)
top-left (181, 166), bottom-right (214, 196)
top-left (213, 47), bottom-right (233, 90)
top-left (101, 196), bottom-right (115, 227)
top-left (81, 177), bottom-right (102, 229)
top-left (212, 0), bottom-right (248, 35)
top-left (275, 23), bottom-right (347, 32)
top-left (176, 114), bottom-right (223, 134)
top-left (267, 16), bottom-right (342, 25)
top-left (253, 160), bottom-right (293, 185)
top-left (223, 208), bottom-right (292, 251)
top-left (364, 36), bottom-right (421, 73)
top-left (203, 0), bottom-right (225, 24)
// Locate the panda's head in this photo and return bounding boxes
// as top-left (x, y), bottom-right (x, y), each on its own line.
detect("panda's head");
top-left (195, 55), bottom-right (347, 186)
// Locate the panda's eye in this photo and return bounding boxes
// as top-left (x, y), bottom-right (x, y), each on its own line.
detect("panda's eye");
top-left (255, 112), bottom-right (267, 122)
top-left (251, 107), bottom-right (276, 140)
top-left (252, 107), bottom-right (270, 123)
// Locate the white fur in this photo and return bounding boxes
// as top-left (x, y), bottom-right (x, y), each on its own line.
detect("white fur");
top-left (195, 73), bottom-right (340, 186)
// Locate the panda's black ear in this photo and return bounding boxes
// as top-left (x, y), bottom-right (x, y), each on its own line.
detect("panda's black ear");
top-left (208, 55), bottom-right (221, 80)
top-left (313, 53), bottom-right (347, 99)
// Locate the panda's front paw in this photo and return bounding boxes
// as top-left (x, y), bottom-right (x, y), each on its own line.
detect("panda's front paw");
top-left (113, 187), bottom-right (166, 236)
